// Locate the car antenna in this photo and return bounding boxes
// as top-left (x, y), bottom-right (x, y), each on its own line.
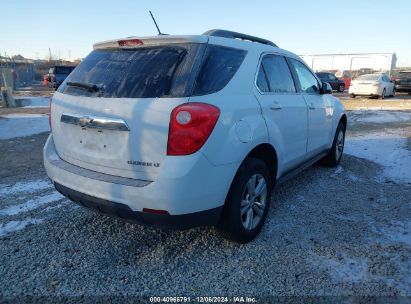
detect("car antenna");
top-left (149, 11), bottom-right (167, 35)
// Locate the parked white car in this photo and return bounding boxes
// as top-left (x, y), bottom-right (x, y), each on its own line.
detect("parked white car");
top-left (44, 30), bottom-right (346, 243)
top-left (349, 73), bottom-right (395, 99)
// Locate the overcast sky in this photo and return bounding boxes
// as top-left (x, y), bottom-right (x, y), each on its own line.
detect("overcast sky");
top-left (1, 0), bottom-right (410, 66)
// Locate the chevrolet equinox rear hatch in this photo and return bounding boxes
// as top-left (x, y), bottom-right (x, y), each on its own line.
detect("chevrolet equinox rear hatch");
top-left (51, 37), bottom-right (246, 181)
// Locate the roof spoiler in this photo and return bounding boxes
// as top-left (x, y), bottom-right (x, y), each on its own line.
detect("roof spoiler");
top-left (203, 29), bottom-right (277, 47)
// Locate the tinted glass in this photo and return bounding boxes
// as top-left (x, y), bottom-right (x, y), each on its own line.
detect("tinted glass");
top-left (290, 59), bottom-right (319, 94)
top-left (58, 45), bottom-right (191, 98)
top-left (193, 45), bottom-right (246, 96)
top-left (256, 65), bottom-right (270, 92)
top-left (259, 55), bottom-right (295, 93)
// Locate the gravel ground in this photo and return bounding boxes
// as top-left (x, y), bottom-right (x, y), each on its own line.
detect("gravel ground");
top-left (0, 109), bottom-right (410, 300)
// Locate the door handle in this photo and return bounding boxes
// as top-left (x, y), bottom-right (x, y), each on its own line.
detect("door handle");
top-left (308, 102), bottom-right (315, 110)
top-left (269, 101), bottom-right (282, 110)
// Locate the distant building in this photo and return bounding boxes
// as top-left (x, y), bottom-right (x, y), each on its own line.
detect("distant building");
top-left (300, 53), bottom-right (397, 75)
top-left (0, 57), bottom-right (35, 88)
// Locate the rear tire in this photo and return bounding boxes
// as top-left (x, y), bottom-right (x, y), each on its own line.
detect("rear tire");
top-left (218, 158), bottom-right (272, 243)
top-left (391, 88), bottom-right (396, 97)
top-left (350, 94), bottom-right (356, 98)
top-left (338, 84), bottom-right (345, 93)
top-left (320, 122), bottom-right (346, 167)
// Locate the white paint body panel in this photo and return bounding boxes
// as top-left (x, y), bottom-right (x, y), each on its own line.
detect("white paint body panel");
top-left (349, 74), bottom-right (395, 97)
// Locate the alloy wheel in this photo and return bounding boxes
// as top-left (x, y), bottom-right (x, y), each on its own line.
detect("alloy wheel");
top-left (240, 174), bottom-right (267, 230)
top-left (335, 129), bottom-right (345, 161)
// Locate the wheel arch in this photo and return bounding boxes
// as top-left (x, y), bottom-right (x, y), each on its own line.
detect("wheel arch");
top-left (244, 143), bottom-right (278, 185)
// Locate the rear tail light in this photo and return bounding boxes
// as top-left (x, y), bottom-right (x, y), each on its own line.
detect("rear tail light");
top-left (167, 103), bottom-right (220, 156)
top-left (48, 96), bottom-right (52, 132)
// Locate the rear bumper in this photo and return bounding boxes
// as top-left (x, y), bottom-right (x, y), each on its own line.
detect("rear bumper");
top-left (44, 135), bottom-right (238, 228)
top-left (348, 87), bottom-right (380, 96)
top-left (55, 183), bottom-right (222, 229)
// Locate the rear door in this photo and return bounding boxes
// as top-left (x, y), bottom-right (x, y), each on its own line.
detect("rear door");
top-left (51, 43), bottom-right (202, 181)
top-left (288, 58), bottom-right (332, 155)
top-left (254, 54), bottom-right (308, 171)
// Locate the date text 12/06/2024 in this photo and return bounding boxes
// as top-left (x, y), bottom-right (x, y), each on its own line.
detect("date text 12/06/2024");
top-left (149, 296), bottom-right (257, 303)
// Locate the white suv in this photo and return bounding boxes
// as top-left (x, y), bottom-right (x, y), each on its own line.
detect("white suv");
top-left (44, 30), bottom-right (346, 243)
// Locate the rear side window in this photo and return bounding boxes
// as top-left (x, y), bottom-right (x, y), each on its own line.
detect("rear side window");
top-left (192, 45), bottom-right (246, 96)
top-left (289, 59), bottom-right (320, 94)
top-left (256, 55), bottom-right (296, 93)
top-left (58, 45), bottom-right (194, 98)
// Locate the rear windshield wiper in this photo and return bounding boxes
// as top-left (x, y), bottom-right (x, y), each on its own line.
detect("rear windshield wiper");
top-left (66, 81), bottom-right (101, 92)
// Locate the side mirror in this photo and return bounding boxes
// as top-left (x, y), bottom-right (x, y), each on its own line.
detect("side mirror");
top-left (320, 82), bottom-right (332, 94)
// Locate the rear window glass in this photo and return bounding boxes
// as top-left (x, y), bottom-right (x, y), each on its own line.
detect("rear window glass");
top-left (58, 43), bottom-right (246, 98)
top-left (357, 74), bottom-right (379, 81)
top-left (192, 45), bottom-right (246, 96)
top-left (58, 45), bottom-right (193, 98)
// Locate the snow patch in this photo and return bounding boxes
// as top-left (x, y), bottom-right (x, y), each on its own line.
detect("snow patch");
top-left (0, 218), bottom-right (45, 237)
top-left (0, 180), bottom-right (53, 197)
top-left (375, 221), bottom-right (411, 247)
top-left (0, 192), bottom-right (63, 216)
top-left (311, 253), bottom-right (368, 283)
top-left (0, 114), bottom-right (49, 139)
top-left (345, 131), bottom-right (411, 183)
top-left (334, 166), bottom-right (344, 174)
top-left (23, 97), bottom-right (50, 108)
top-left (347, 172), bottom-right (363, 182)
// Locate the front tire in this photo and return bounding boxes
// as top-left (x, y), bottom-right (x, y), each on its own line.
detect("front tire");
top-left (350, 93), bottom-right (356, 98)
top-left (338, 84), bottom-right (345, 93)
top-left (320, 122), bottom-right (346, 167)
top-left (218, 158), bottom-right (272, 243)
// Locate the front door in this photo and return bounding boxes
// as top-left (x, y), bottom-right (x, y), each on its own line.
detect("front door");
top-left (288, 59), bottom-right (331, 155)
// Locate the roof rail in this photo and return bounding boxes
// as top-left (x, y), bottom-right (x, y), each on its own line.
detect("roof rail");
top-left (203, 29), bottom-right (277, 47)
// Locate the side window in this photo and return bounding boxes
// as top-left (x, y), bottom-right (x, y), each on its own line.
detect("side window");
top-left (289, 59), bottom-right (320, 94)
top-left (256, 65), bottom-right (270, 92)
top-left (329, 74), bottom-right (337, 81)
top-left (259, 55), bottom-right (296, 93)
top-left (193, 45), bottom-right (246, 96)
